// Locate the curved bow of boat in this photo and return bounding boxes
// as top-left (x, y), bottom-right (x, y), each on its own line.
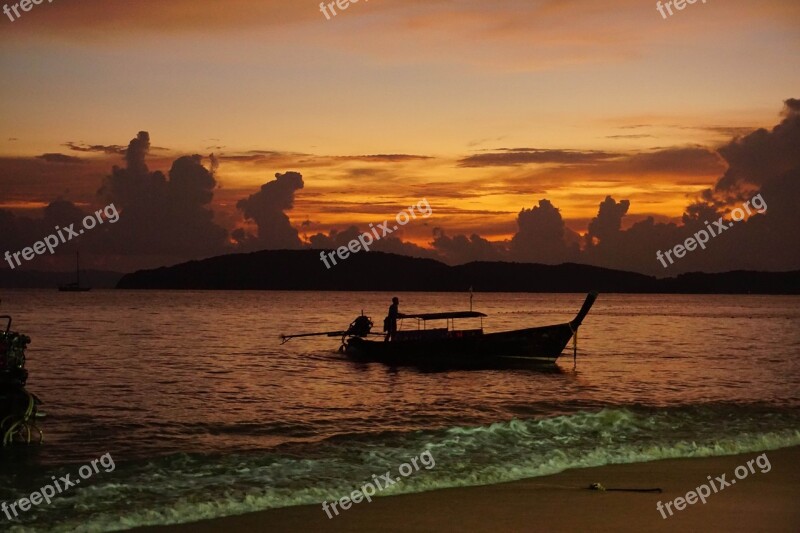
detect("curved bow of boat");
top-left (570, 291), bottom-right (599, 330)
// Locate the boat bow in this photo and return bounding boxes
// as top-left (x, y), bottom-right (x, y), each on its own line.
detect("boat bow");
top-left (570, 291), bottom-right (598, 330)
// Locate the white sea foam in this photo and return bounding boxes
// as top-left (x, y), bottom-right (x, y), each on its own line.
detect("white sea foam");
top-left (9, 407), bottom-right (800, 532)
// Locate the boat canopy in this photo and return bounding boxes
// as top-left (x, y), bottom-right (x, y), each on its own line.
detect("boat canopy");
top-left (401, 311), bottom-right (487, 320)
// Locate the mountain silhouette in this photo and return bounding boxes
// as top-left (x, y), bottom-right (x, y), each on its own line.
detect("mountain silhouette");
top-left (115, 250), bottom-right (800, 294)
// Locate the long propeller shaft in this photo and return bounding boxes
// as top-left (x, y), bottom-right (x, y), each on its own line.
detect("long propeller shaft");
top-left (279, 331), bottom-right (346, 344)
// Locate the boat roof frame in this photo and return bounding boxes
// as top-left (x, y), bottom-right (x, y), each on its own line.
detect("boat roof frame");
top-left (400, 311), bottom-right (487, 321)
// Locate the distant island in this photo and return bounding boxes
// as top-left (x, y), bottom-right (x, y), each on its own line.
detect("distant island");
top-left (114, 250), bottom-right (799, 294)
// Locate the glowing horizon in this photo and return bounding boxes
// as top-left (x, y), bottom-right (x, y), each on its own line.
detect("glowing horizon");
top-left (2, 0), bottom-right (799, 274)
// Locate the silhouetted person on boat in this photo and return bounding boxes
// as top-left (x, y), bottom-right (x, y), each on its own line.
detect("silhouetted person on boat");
top-left (384, 297), bottom-right (402, 341)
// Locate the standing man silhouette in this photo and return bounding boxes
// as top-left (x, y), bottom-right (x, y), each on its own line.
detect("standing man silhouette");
top-left (384, 297), bottom-right (401, 342)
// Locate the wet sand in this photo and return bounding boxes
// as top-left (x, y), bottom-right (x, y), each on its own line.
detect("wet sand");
top-left (133, 446), bottom-right (800, 532)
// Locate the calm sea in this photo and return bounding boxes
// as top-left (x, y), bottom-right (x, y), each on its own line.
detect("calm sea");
top-left (1, 290), bottom-right (799, 531)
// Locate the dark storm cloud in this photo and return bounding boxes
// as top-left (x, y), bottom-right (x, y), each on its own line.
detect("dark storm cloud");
top-left (208, 153), bottom-right (220, 179)
top-left (686, 98), bottom-right (800, 269)
top-left (63, 142), bottom-right (126, 155)
top-left (97, 132), bottom-right (229, 259)
top-left (404, 182), bottom-right (488, 200)
top-left (36, 153), bottom-right (85, 164)
top-left (307, 226), bottom-right (363, 250)
top-left (216, 151), bottom-right (433, 169)
top-left (64, 140), bottom-right (172, 155)
top-left (0, 198), bottom-right (117, 271)
top-left (692, 126), bottom-right (756, 138)
top-left (124, 131), bottom-right (151, 177)
top-left (613, 124), bottom-right (757, 138)
top-left (490, 146), bottom-right (726, 199)
top-left (333, 154), bottom-right (433, 163)
top-left (586, 196), bottom-right (630, 245)
top-left (712, 99), bottom-right (800, 195)
top-left (619, 147), bottom-right (725, 176)
top-left (581, 212), bottom-right (684, 274)
top-left (0, 156), bottom-right (108, 207)
top-left (457, 146), bottom-right (724, 181)
top-left (217, 151), bottom-right (307, 164)
top-left (235, 171), bottom-right (305, 250)
top-left (458, 148), bottom-right (618, 167)
top-left (508, 199), bottom-right (580, 264)
top-left (307, 226), bottom-right (438, 261)
top-left (528, 146), bottom-right (725, 179)
top-left (575, 100), bottom-right (800, 274)
top-left (433, 99), bottom-right (798, 275)
top-left (371, 235), bottom-right (439, 260)
top-left (431, 228), bottom-right (504, 264)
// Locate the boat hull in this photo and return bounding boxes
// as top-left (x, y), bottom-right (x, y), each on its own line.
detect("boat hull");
top-left (344, 322), bottom-right (575, 369)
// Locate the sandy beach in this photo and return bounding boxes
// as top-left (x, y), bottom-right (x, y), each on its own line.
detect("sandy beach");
top-left (133, 445), bottom-right (800, 532)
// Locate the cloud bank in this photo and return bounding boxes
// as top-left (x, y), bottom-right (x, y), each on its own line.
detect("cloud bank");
top-left (2, 99), bottom-right (798, 275)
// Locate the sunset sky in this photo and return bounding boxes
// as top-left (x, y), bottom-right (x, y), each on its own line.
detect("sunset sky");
top-left (1, 0), bottom-right (799, 275)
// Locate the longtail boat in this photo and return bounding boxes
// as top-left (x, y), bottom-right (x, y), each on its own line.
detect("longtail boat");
top-left (281, 292), bottom-right (598, 369)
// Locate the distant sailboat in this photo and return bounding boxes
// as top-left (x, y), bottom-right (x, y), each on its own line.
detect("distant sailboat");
top-left (58, 251), bottom-right (91, 292)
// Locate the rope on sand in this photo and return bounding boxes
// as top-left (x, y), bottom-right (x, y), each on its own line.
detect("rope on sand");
top-left (588, 482), bottom-right (662, 493)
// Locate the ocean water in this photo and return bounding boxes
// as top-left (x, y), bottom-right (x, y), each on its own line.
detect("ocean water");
top-left (0, 290), bottom-right (799, 531)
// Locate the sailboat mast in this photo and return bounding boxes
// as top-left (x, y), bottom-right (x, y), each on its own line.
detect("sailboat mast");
top-left (76, 251), bottom-right (80, 286)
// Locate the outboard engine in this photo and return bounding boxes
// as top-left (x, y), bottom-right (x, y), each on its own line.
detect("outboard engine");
top-left (345, 315), bottom-right (373, 338)
top-left (0, 328), bottom-right (29, 387)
